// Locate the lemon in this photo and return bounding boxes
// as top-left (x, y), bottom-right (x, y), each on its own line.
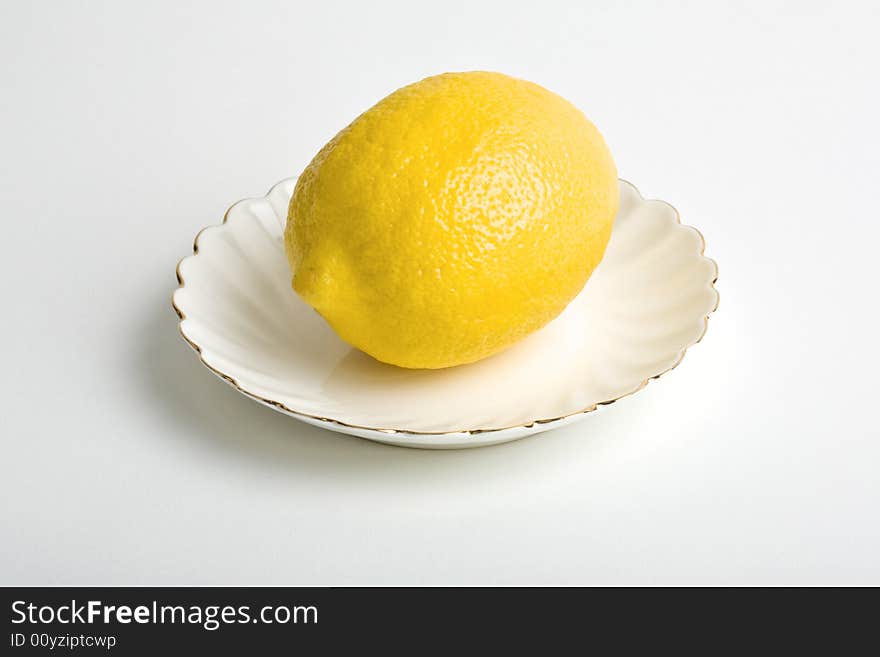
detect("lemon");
top-left (285, 71), bottom-right (617, 369)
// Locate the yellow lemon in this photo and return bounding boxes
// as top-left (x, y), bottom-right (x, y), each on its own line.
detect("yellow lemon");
top-left (285, 71), bottom-right (617, 369)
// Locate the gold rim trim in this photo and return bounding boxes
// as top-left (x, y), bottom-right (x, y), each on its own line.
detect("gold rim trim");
top-left (171, 178), bottom-right (719, 438)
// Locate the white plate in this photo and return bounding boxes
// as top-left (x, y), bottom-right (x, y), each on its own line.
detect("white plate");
top-left (172, 179), bottom-right (718, 448)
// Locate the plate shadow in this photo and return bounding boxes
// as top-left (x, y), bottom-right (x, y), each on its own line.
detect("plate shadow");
top-left (136, 286), bottom-right (646, 489)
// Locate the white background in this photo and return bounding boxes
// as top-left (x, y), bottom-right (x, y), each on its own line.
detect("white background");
top-left (1, 1), bottom-right (878, 585)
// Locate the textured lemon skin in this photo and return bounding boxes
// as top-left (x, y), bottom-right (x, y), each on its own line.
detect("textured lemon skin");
top-left (286, 72), bottom-right (617, 369)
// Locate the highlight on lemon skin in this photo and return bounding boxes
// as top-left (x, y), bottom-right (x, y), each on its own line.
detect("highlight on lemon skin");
top-left (285, 71), bottom-right (618, 369)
